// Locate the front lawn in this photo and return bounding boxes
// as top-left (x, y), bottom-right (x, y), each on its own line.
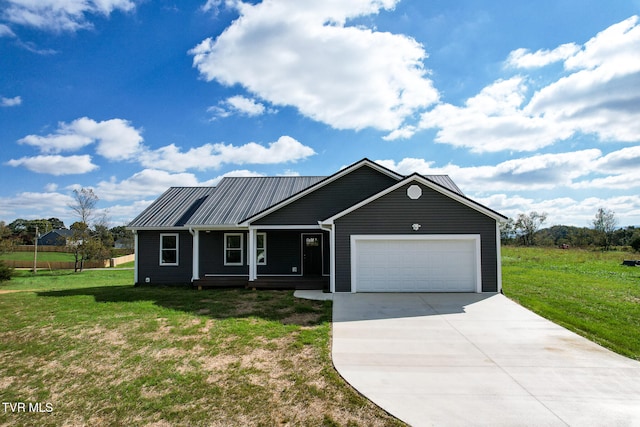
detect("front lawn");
top-left (502, 246), bottom-right (640, 360)
top-left (0, 271), bottom-right (403, 426)
top-left (0, 251), bottom-right (76, 262)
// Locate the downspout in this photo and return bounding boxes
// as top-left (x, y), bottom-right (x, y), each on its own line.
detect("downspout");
top-left (189, 227), bottom-right (200, 283)
top-left (319, 222), bottom-right (334, 293)
top-left (132, 230), bottom-right (139, 285)
top-left (496, 221), bottom-right (503, 294)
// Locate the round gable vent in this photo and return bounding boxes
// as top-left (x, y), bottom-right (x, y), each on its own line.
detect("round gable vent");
top-left (407, 184), bottom-right (422, 200)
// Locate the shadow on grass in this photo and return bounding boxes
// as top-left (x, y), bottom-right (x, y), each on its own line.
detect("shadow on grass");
top-left (36, 285), bottom-right (331, 326)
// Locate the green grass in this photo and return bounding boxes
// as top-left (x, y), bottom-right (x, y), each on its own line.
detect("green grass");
top-left (114, 260), bottom-right (135, 268)
top-left (0, 251), bottom-right (76, 262)
top-left (0, 271), bottom-right (403, 427)
top-left (502, 246), bottom-right (640, 360)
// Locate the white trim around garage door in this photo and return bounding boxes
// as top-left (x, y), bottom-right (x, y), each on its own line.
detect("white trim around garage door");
top-left (350, 234), bottom-right (482, 293)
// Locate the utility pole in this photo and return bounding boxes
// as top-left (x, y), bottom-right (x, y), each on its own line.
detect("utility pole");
top-left (33, 225), bottom-right (38, 274)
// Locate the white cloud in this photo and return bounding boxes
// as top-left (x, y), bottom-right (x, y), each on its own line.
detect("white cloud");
top-left (95, 168), bottom-right (267, 201)
top-left (415, 16), bottom-right (640, 152)
top-left (1, 96), bottom-right (22, 107)
top-left (0, 24), bottom-right (16, 37)
top-left (2, 0), bottom-right (137, 32)
top-left (140, 135), bottom-right (316, 172)
top-left (190, 0), bottom-right (438, 133)
top-left (44, 183), bottom-right (59, 192)
top-left (377, 149), bottom-right (602, 192)
top-left (595, 145), bottom-right (640, 173)
top-left (6, 155), bottom-right (98, 175)
top-left (208, 95), bottom-right (274, 119)
top-left (17, 117), bottom-right (144, 161)
top-left (0, 191), bottom-right (75, 221)
top-left (414, 77), bottom-right (574, 151)
top-left (478, 193), bottom-right (640, 227)
top-left (507, 43), bottom-right (580, 69)
top-left (95, 169), bottom-right (217, 201)
top-left (95, 199), bottom-right (157, 226)
top-left (201, 0), bottom-right (223, 13)
top-left (207, 169), bottom-right (265, 186)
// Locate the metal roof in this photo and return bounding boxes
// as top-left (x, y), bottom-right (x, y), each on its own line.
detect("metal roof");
top-left (128, 172), bottom-right (465, 229)
top-left (186, 176), bottom-right (327, 226)
top-left (128, 187), bottom-right (217, 228)
top-left (423, 175), bottom-right (464, 195)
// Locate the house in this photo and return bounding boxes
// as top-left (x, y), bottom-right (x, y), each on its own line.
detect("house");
top-left (127, 159), bottom-right (507, 293)
top-left (37, 229), bottom-right (74, 246)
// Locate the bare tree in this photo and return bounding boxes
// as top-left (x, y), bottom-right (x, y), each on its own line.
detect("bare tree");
top-left (592, 208), bottom-right (618, 250)
top-left (68, 188), bottom-right (99, 225)
top-left (514, 211), bottom-right (548, 246)
top-left (67, 188), bottom-right (102, 272)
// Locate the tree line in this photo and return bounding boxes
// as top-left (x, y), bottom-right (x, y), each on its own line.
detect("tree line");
top-left (0, 188), bottom-right (134, 273)
top-left (501, 208), bottom-right (640, 251)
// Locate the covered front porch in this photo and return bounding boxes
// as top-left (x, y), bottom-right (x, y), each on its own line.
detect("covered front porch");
top-left (192, 275), bottom-right (329, 291)
top-left (190, 227), bottom-right (331, 290)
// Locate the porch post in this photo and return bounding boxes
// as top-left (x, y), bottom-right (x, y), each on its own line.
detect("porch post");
top-left (192, 229), bottom-right (200, 281)
top-left (133, 230), bottom-right (139, 285)
top-left (329, 226), bottom-right (336, 293)
top-left (248, 227), bottom-right (256, 281)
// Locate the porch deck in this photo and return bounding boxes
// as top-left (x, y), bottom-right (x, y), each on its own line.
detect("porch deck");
top-left (193, 276), bottom-right (329, 291)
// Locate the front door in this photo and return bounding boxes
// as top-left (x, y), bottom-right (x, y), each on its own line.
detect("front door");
top-left (302, 234), bottom-right (322, 276)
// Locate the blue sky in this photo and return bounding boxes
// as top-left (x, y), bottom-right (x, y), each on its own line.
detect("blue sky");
top-left (1, 0), bottom-right (639, 228)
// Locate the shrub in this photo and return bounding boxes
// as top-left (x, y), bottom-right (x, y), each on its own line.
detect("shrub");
top-left (0, 260), bottom-right (14, 282)
top-left (631, 235), bottom-right (640, 253)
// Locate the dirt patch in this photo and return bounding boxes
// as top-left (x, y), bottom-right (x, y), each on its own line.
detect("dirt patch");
top-left (280, 312), bottom-right (323, 326)
top-left (0, 289), bottom-right (36, 294)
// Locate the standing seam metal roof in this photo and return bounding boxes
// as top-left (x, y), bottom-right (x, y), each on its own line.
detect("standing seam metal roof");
top-left (127, 187), bottom-right (217, 228)
top-left (127, 173), bottom-right (465, 228)
top-left (186, 176), bottom-right (327, 226)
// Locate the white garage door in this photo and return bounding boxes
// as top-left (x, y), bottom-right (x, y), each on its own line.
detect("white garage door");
top-left (352, 236), bottom-right (479, 292)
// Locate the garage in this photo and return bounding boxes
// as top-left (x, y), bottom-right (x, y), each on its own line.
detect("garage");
top-left (351, 235), bottom-right (481, 292)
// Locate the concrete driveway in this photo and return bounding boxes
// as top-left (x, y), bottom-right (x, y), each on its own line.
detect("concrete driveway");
top-left (332, 293), bottom-right (640, 427)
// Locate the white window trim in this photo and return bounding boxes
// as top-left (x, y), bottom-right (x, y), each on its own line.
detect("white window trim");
top-left (159, 233), bottom-right (179, 266)
top-left (224, 233), bottom-right (244, 266)
top-left (257, 232), bottom-right (267, 266)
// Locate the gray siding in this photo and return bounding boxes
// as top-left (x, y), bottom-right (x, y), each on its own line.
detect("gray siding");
top-left (254, 165), bottom-right (398, 225)
top-left (334, 182), bottom-right (499, 292)
top-left (137, 231), bottom-right (193, 284)
top-left (199, 231), bottom-right (249, 276)
top-left (197, 229), bottom-right (330, 276)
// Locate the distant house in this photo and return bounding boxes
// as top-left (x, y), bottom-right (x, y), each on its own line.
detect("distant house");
top-left (114, 238), bottom-right (133, 250)
top-left (128, 158), bottom-right (507, 293)
top-left (38, 229), bottom-right (74, 246)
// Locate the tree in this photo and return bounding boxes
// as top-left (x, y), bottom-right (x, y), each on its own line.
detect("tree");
top-left (67, 221), bottom-right (89, 272)
top-left (499, 218), bottom-right (516, 244)
top-left (592, 208), bottom-right (618, 251)
top-left (110, 225), bottom-right (134, 250)
top-left (67, 189), bottom-right (107, 272)
top-left (0, 221), bottom-right (16, 281)
top-left (514, 211), bottom-right (547, 246)
top-left (47, 217), bottom-right (66, 230)
top-left (69, 188), bottom-right (99, 225)
top-left (631, 232), bottom-right (640, 253)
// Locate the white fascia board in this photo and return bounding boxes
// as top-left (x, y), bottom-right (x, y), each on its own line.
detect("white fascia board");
top-left (128, 226), bottom-right (189, 232)
top-left (188, 225), bottom-right (249, 231)
top-left (247, 224), bottom-right (322, 230)
top-left (239, 159), bottom-right (402, 226)
top-left (321, 175), bottom-right (506, 225)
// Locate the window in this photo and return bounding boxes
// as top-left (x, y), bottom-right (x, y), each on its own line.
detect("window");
top-left (160, 233), bottom-right (179, 266)
top-left (257, 232), bottom-right (266, 265)
top-left (224, 233), bottom-right (243, 266)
